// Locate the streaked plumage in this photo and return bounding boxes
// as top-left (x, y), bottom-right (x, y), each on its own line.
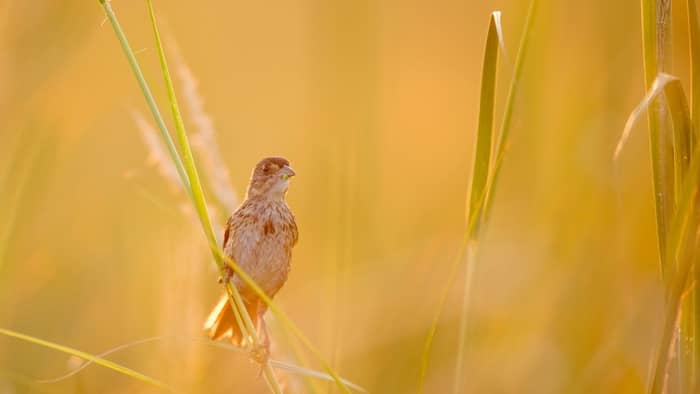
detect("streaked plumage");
top-left (204, 157), bottom-right (298, 348)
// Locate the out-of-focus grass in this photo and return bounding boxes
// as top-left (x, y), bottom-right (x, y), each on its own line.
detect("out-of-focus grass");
top-left (2, 0), bottom-right (696, 393)
top-left (98, 0), bottom-right (353, 391)
top-left (0, 328), bottom-right (170, 391)
top-left (419, 4), bottom-right (536, 393)
top-left (452, 10), bottom-right (503, 393)
top-left (616, 73), bottom-right (696, 393)
top-left (623, 0), bottom-right (700, 392)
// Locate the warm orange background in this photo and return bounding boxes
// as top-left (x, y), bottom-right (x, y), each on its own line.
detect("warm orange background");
top-left (0, 0), bottom-right (682, 393)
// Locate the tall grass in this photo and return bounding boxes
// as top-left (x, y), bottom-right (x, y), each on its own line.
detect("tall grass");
top-left (613, 0), bottom-right (700, 392)
top-left (98, 0), bottom-right (354, 392)
top-left (0, 328), bottom-right (170, 391)
top-left (418, 1), bottom-right (537, 392)
top-left (452, 11), bottom-right (502, 393)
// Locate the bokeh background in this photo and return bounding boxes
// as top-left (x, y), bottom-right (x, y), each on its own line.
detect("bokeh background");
top-left (0, 0), bottom-right (690, 392)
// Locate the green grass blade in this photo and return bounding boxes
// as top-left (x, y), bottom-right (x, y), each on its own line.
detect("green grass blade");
top-left (99, 0), bottom-right (190, 192)
top-left (650, 141), bottom-right (700, 394)
top-left (144, 0), bottom-right (213, 244)
top-left (417, 3), bottom-right (537, 391)
top-left (667, 76), bottom-right (694, 393)
top-left (0, 328), bottom-right (171, 391)
top-left (0, 133), bottom-right (42, 268)
top-left (665, 52), bottom-right (695, 392)
top-left (464, 11), bottom-right (500, 237)
top-left (417, 244), bottom-right (466, 394)
top-left (686, 0), bottom-right (700, 388)
top-left (142, 1), bottom-right (350, 392)
top-left (34, 334), bottom-right (366, 393)
top-left (641, 0), bottom-right (675, 278)
top-left (615, 74), bottom-right (679, 160)
top-left (143, 1), bottom-right (283, 392)
top-left (689, 0), bottom-right (700, 145)
top-left (452, 11), bottom-right (502, 394)
top-left (615, 73), bottom-right (697, 394)
top-left (489, 0), bottom-right (538, 199)
top-left (666, 81), bottom-right (692, 194)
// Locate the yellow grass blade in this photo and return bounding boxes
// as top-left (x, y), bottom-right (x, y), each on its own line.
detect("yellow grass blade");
top-left (641, 0), bottom-right (675, 277)
top-left (683, 0), bottom-right (700, 389)
top-left (0, 328), bottom-right (171, 391)
top-left (98, 0), bottom-right (353, 392)
top-left (452, 11), bottom-right (503, 394)
top-left (418, 2), bottom-right (537, 391)
top-left (615, 73), bottom-right (677, 160)
top-left (615, 72), bottom-right (697, 394)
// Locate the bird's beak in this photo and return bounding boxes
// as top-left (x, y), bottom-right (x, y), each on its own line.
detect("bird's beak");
top-left (280, 165), bottom-right (296, 180)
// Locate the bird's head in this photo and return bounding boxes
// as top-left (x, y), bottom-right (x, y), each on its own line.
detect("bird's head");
top-left (246, 157), bottom-right (296, 200)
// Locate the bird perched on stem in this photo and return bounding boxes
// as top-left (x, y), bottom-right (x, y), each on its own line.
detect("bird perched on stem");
top-left (203, 157), bottom-right (298, 358)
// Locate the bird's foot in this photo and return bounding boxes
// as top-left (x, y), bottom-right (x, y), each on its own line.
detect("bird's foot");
top-left (250, 341), bottom-right (270, 374)
top-left (218, 265), bottom-right (234, 284)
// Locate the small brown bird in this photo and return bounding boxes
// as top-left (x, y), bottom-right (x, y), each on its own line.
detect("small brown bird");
top-left (203, 157), bottom-right (298, 353)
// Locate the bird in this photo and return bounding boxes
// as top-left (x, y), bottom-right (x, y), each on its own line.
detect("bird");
top-left (203, 157), bottom-right (298, 356)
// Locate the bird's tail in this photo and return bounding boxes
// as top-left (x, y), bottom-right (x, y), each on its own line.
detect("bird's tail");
top-left (203, 294), bottom-right (258, 346)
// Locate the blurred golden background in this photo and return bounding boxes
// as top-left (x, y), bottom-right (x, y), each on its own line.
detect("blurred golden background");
top-left (0, 0), bottom-right (686, 392)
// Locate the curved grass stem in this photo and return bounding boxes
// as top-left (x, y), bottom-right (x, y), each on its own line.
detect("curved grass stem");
top-left (98, 1), bottom-right (351, 392)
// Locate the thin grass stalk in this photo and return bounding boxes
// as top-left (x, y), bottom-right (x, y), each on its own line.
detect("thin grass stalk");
top-left (690, 0), bottom-right (700, 142)
top-left (148, 1), bottom-right (340, 389)
top-left (651, 181), bottom-right (700, 394)
top-left (102, 0), bottom-right (259, 382)
top-left (619, 75), bottom-right (700, 394)
top-left (668, 70), bottom-right (696, 392)
top-left (668, 67), bottom-right (694, 393)
top-left (667, 81), bottom-right (692, 205)
top-left (144, 1), bottom-right (281, 390)
top-left (215, 249), bottom-right (351, 393)
top-left (98, 1), bottom-right (351, 391)
top-left (0, 134), bottom-right (42, 268)
top-left (146, 3), bottom-right (351, 389)
top-left (33, 335), bottom-right (365, 392)
top-left (687, 3), bottom-right (700, 389)
top-left (417, 4), bottom-right (536, 391)
top-left (272, 312), bottom-right (323, 394)
top-left (168, 41), bottom-right (240, 212)
top-left (452, 242), bottom-right (478, 394)
top-left (98, 0), bottom-right (190, 192)
top-left (417, 244), bottom-right (466, 394)
top-left (489, 0), bottom-right (538, 193)
top-left (0, 328), bottom-right (171, 391)
top-left (465, 11), bottom-right (500, 236)
top-left (452, 11), bottom-right (501, 394)
top-left (615, 74), bottom-right (690, 392)
top-left (641, 0), bottom-right (676, 278)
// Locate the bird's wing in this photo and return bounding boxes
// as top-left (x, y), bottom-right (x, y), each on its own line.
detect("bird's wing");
top-left (227, 207), bottom-right (262, 271)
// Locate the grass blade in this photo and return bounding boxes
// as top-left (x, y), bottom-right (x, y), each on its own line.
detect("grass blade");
top-left (417, 3), bottom-right (537, 391)
top-left (452, 11), bottom-right (503, 394)
top-left (143, 1), bottom-right (283, 391)
top-left (35, 335), bottom-right (367, 393)
top-left (650, 141), bottom-right (700, 394)
top-left (487, 0), bottom-right (538, 212)
top-left (464, 11), bottom-right (500, 237)
top-left (689, 0), bottom-right (700, 143)
top-left (98, 0), bottom-right (190, 193)
top-left (97, 0), bottom-right (352, 392)
top-left (0, 328), bottom-right (171, 391)
top-left (641, 0), bottom-right (675, 278)
top-left (681, 1), bottom-right (700, 389)
top-left (615, 72), bottom-right (698, 394)
top-left (615, 73), bottom-right (678, 160)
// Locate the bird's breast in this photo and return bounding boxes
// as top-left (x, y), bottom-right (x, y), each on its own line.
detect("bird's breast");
top-left (226, 199), bottom-right (297, 297)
